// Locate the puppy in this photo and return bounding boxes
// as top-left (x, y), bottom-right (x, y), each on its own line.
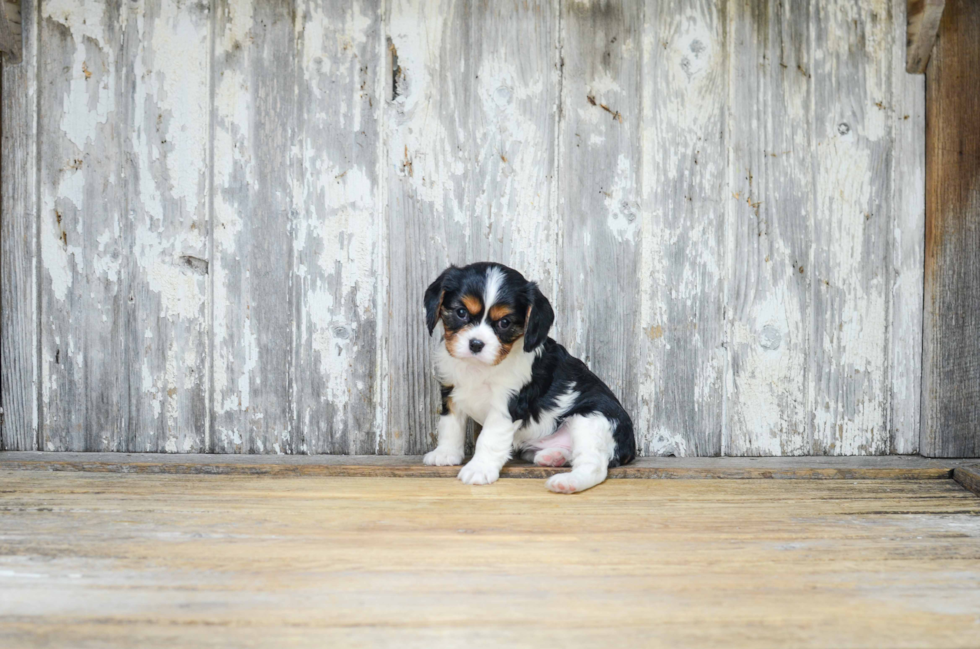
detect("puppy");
top-left (421, 262), bottom-right (636, 493)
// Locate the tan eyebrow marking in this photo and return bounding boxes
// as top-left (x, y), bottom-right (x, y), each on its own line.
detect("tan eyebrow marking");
top-left (489, 304), bottom-right (515, 321)
top-left (461, 294), bottom-right (482, 315)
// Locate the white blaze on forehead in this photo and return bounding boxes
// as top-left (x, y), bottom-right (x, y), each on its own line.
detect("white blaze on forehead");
top-left (483, 266), bottom-right (505, 322)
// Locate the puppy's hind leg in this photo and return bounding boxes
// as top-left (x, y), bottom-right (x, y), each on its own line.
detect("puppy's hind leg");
top-left (519, 425), bottom-right (573, 467)
top-left (545, 415), bottom-right (616, 494)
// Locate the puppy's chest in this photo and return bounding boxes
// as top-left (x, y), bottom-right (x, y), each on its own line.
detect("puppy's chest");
top-left (450, 379), bottom-right (508, 425)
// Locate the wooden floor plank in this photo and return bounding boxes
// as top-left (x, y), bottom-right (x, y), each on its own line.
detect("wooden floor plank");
top-left (1, 473), bottom-right (979, 648)
top-left (1, 452), bottom-right (977, 480)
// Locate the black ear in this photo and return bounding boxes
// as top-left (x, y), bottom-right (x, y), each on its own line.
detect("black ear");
top-left (523, 282), bottom-right (554, 352)
top-left (424, 266), bottom-right (457, 335)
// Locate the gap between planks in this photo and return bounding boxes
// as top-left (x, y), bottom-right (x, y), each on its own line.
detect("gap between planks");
top-left (1, 452), bottom-right (978, 483)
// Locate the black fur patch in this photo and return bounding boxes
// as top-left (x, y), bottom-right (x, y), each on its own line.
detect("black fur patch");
top-left (440, 384), bottom-right (454, 416)
top-left (508, 339), bottom-right (636, 468)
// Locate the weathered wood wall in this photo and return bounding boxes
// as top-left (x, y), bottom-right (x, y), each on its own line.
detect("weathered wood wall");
top-left (921, 0), bottom-right (980, 458)
top-left (1, 0), bottom-right (925, 456)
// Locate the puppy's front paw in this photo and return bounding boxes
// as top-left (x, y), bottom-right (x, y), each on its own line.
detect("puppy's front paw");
top-left (457, 460), bottom-right (500, 485)
top-left (423, 447), bottom-right (464, 466)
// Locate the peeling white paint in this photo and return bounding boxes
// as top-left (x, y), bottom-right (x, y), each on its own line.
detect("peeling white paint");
top-left (21, 0), bottom-right (923, 458)
top-left (604, 154), bottom-right (639, 242)
top-left (40, 211), bottom-right (72, 302)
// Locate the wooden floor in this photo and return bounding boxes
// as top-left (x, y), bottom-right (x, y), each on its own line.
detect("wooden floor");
top-left (2, 469), bottom-right (980, 648)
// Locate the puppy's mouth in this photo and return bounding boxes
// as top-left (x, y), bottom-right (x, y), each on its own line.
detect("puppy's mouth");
top-left (445, 328), bottom-right (507, 366)
top-left (450, 342), bottom-right (501, 366)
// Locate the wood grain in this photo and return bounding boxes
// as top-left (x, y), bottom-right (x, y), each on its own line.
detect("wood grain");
top-left (292, 0), bottom-right (384, 454)
top-left (126, 0), bottom-right (211, 453)
top-left (557, 0), bottom-right (641, 433)
top-left (921, 0), bottom-right (980, 458)
top-left (890, 0), bottom-right (925, 454)
top-left (1, 472), bottom-right (979, 648)
top-left (809, 0), bottom-right (892, 455)
top-left (384, 0), bottom-right (559, 454)
top-left (0, 0), bottom-right (36, 451)
top-left (906, 0), bottom-right (944, 73)
top-left (38, 1), bottom-right (132, 451)
top-left (953, 465), bottom-right (980, 497)
top-left (726, 0), bottom-right (811, 456)
top-left (36, 1), bottom-right (210, 452)
top-left (640, 0), bottom-right (727, 456)
top-left (211, 0), bottom-right (296, 453)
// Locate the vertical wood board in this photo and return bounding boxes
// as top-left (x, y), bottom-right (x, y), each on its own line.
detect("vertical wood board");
top-left (639, 0), bottom-right (727, 456)
top-left (921, 0), bottom-right (980, 457)
top-left (725, 0), bottom-right (812, 456)
top-left (557, 0), bottom-right (642, 442)
top-left (211, 0), bottom-right (295, 453)
top-left (809, 0), bottom-right (893, 455)
top-left (0, 0), bottom-right (37, 450)
top-left (889, 0), bottom-right (924, 454)
top-left (291, 0), bottom-right (385, 454)
top-left (37, 0), bottom-right (210, 452)
top-left (126, 0), bottom-right (211, 453)
top-left (38, 1), bottom-right (135, 451)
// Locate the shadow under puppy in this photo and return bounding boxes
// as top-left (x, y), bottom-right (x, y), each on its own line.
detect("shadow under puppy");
top-left (422, 262), bottom-right (636, 493)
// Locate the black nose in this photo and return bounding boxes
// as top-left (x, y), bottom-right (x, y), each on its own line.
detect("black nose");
top-left (469, 339), bottom-right (485, 354)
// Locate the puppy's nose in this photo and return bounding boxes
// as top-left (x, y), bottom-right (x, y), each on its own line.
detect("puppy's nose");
top-left (469, 339), bottom-right (485, 354)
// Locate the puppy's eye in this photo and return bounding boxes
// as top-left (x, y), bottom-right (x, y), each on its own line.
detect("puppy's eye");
top-left (455, 308), bottom-right (469, 319)
top-left (498, 318), bottom-right (511, 329)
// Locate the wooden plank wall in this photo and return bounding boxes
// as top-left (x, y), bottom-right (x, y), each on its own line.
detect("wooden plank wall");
top-left (1, 0), bottom-right (925, 456)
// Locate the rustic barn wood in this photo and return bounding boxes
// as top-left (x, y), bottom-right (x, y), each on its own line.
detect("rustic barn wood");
top-left (891, 0), bottom-right (926, 454)
top-left (38, 1), bottom-right (127, 451)
top-left (125, 0), bottom-right (211, 454)
top-left (290, 0), bottom-right (385, 454)
top-left (1, 0), bottom-right (932, 456)
top-left (557, 0), bottom-right (642, 443)
top-left (921, 0), bottom-right (980, 458)
top-left (211, 0), bottom-right (297, 454)
top-left (810, 0), bottom-right (894, 455)
top-left (640, 0), bottom-right (727, 456)
top-left (2, 472), bottom-right (980, 647)
top-left (0, 0), bottom-right (35, 451)
top-left (726, 0), bottom-right (810, 456)
top-left (906, 0), bottom-right (945, 74)
top-left (36, 1), bottom-right (210, 452)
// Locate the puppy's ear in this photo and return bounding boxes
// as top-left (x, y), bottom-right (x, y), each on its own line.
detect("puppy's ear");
top-left (523, 282), bottom-right (554, 352)
top-left (424, 266), bottom-right (457, 335)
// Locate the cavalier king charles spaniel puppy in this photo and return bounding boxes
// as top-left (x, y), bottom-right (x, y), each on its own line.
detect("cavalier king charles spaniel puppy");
top-left (422, 262), bottom-right (635, 493)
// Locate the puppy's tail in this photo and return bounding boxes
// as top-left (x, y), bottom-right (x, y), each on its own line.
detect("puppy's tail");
top-left (608, 414), bottom-right (636, 468)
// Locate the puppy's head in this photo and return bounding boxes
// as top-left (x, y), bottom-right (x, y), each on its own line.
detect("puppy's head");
top-left (424, 263), bottom-right (554, 365)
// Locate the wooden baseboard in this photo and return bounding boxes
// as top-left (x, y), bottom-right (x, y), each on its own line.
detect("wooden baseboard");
top-left (1, 452), bottom-right (978, 481)
top-left (953, 466), bottom-right (980, 496)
